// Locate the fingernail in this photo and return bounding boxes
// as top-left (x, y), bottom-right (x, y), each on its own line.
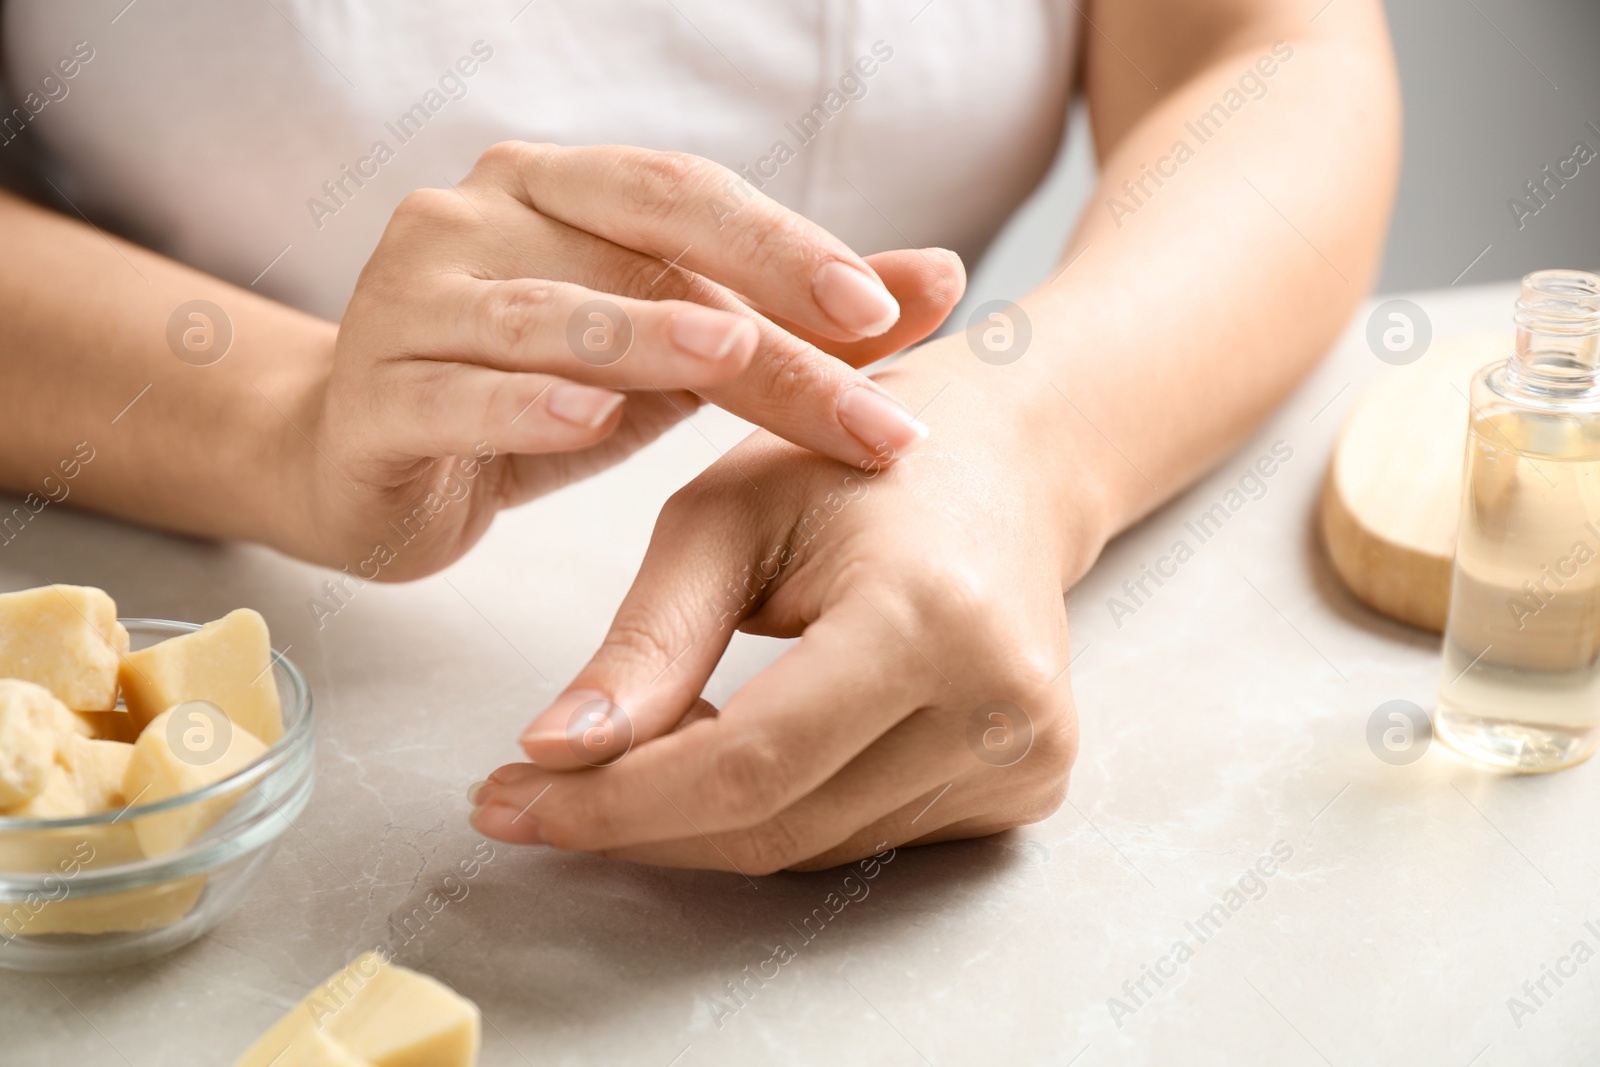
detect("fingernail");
top-left (486, 762), bottom-right (542, 786)
top-left (471, 802), bottom-right (548, 845)
top-left (466, 779), bottom-right (490, 805)
top-left (814, 260), bottom-right (900, 337)
top-left (520, 688), bottom-right (607, 747)
top-left (837, 386), bottom-right (929, 457)
top-left (545, 383), bottom-right (625, 428)
top-left (669, 306), bottom-right (757, 362)
top-left (521, 688), bottom-right (633, 766)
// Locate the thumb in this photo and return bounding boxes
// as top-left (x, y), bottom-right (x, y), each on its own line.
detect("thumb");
top-left (516, 496), bottom-right (767, 769)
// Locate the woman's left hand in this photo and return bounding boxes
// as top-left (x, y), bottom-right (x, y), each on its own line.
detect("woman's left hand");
top-left (468, 338), bottom-right (1109, 870)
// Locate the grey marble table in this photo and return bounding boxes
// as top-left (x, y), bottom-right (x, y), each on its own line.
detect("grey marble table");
top-left (4, 279), bottom-right (1597, 1066)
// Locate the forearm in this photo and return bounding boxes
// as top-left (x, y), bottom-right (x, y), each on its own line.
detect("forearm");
top-left (894, 5), bottom-right (1398, 583)
top-left (0, 190), bottom-right (329, 550)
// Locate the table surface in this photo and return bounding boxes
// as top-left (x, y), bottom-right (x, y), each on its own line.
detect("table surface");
top-left (6, 279), bottom-right (1599, 1067)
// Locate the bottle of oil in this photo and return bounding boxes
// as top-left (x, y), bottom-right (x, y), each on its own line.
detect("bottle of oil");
top-left (1435, 270), bottom-right (1600, 771)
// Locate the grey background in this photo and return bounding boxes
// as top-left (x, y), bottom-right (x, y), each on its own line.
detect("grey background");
top-left (964, 0), bottom-right (1600, 311)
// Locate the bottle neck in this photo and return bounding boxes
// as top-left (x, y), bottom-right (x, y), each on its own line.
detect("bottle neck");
top-left (1504, 269), bottom-right (1600, 401)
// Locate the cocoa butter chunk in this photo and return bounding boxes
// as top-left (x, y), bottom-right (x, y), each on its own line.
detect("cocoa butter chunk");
top-left (233, 953), bottom-right (481, 1067)
top-left (73, 709), bottom-right (141, 744)
top-left (0, 754), bottom-right (143, 871)
top-left (0, 683), bottom-right (140, 878)
top-left (0, 874), bottom-right (206, 937)
top-left (5, 763), bottom-right (87, 819)
top-left (122, 703), bottom-right (267, 857)
top-left (0, 585), bottom-right (128, 710)
top-left (58, 733), bottom-right (135, 810)
top-left (0, 679), bottom-right (89, 808)
top-left (119, 608), bottom-right (283, 745)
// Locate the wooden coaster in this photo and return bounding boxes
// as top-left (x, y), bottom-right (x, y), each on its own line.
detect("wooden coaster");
top-left (1320, 334), bottom-right (1510, 632)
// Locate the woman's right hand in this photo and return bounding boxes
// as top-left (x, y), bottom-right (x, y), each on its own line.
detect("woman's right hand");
top-left (297, 142), bottom-right (965, 578)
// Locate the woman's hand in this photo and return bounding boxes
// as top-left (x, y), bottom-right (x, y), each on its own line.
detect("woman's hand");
top-left (467, 339), bottom-right (1109, 871)
top-left (295, 142), bottom-right (964, 577)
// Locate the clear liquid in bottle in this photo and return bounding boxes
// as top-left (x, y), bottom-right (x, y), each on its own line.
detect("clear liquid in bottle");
top-left (1435, 270), bottom-right (1600, 771)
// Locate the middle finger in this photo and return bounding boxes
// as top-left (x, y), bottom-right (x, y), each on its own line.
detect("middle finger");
top-left (498, 142), bottom-right (904, 342)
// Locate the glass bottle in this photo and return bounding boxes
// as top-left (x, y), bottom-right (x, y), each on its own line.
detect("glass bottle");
top-left (1435, 269), bottom-right (1600, 771)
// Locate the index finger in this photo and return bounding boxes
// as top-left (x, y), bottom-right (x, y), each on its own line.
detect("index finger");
top-left (490, 142), bottom-right (905, 342)
top-left (471, 597), bottom-right (930, 852)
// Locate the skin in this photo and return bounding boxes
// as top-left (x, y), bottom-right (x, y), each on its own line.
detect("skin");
top-left (472, 0), bottom-right (1402, 870)
top-left (0, 0), bottom-right (1400, 872)
top-left (0, 144), bottom-right (961, 576)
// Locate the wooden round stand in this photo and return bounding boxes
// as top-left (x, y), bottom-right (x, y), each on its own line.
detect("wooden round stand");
top-left (1320, 334), bottom-right (1510, 632)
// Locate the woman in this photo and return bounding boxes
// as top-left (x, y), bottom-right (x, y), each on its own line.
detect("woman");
top-left (0, 0), bottom-right (1399, 870)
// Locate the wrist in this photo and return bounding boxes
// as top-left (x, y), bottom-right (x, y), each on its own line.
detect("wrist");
top-left (253, 325), bottom-right (339, 567)
top-left (872, 334), bottom-right (1116, 589)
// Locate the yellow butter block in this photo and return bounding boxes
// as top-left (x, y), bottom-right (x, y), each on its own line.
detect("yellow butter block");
top-left (73, 709), bottom-right (141, 744)
top-left (0, 874), bottom-right (207, 937)
top-left (119, 608), bottom-right (283, 744)
top-left (257, 1029), bottom-right (371, 1067)
top-left (59, 734), bottom-right (134, 810)
top-left (0, 733), bottom-right (140, 874)
top-left (0, 787), bottom-right (203, 936)
top-left (0, 585), bottom-right (128, 710)
top-left (6, 763), bottom-right (87, 819)
top-left (0, 679), bottom-right (89, 807)
top-left (0, 814), bottom-right (143, 872)
top-left (122, 704), bottom-right (267, 857)
top-left (233, 952), bottom-right (481, 1067)
top-left (0, 792), bottom-right (198, 937)
top-left (1, 744), bottom-right (142, 875)
top-left (1, 730), bottom-right (138, 870)
top-left (1, 708), bottom-right (132, 817)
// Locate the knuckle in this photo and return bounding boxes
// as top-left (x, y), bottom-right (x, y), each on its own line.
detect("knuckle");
top-left (477, 279), bottom-right (560, 356)
top-left (623, 150), bottom-right (715, 220)
top-left (541, 798), bottom-right (618, 851)
top-left (725, 819), bottom-right (807, 876)
top-left (657, 482), bottom-right (707, 526)
top-left (730, 211), bottom-right (811, 279)
top-left (702, 732), bottom-right (790, 824)
top-left (852, 557), bottom-right (998, 657)
top-left (1020, 763), bottom-right (1073, 825)
top-left (657, 472), bottom-right (749, 525)
top-left (399, 361), bottom-right (455, 426)
top-left (912, 564), bottom-right (1060, 677)
top-left (598, 612), bottom-right (687, 676)
top-left (613, 253), bottom-right (721, 303)
top-left (608, 252), bottom-right (678, 300)
top-left (1028, 710), bottom-right (1079, 779)
top-left (1003, 646), bottom-right (1061, 708)
top-left (914, 557), bottom-right (997, 627)
top-left (477, 370), bottom-right (527, 428)
top-left (473, 139), bottom-right (546, 179)
top-left (747, 335), bottom-right (834, 410)
top-left (393, 186), bottom-right (466, 227)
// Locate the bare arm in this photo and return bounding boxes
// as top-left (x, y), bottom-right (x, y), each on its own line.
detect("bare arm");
top-left (0, 148), bottom-right (965, 574)
top-left (0, 189), bottom-right (330, 550)
top-left (1020, 0), bottom-right (1400, 551)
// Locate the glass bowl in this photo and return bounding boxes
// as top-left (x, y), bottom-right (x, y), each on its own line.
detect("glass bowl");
top-left (0, 619), bottom-right (314, 972)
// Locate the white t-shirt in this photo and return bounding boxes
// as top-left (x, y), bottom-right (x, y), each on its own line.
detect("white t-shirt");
top-left (2, 1), bottom-right (1078, 321)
